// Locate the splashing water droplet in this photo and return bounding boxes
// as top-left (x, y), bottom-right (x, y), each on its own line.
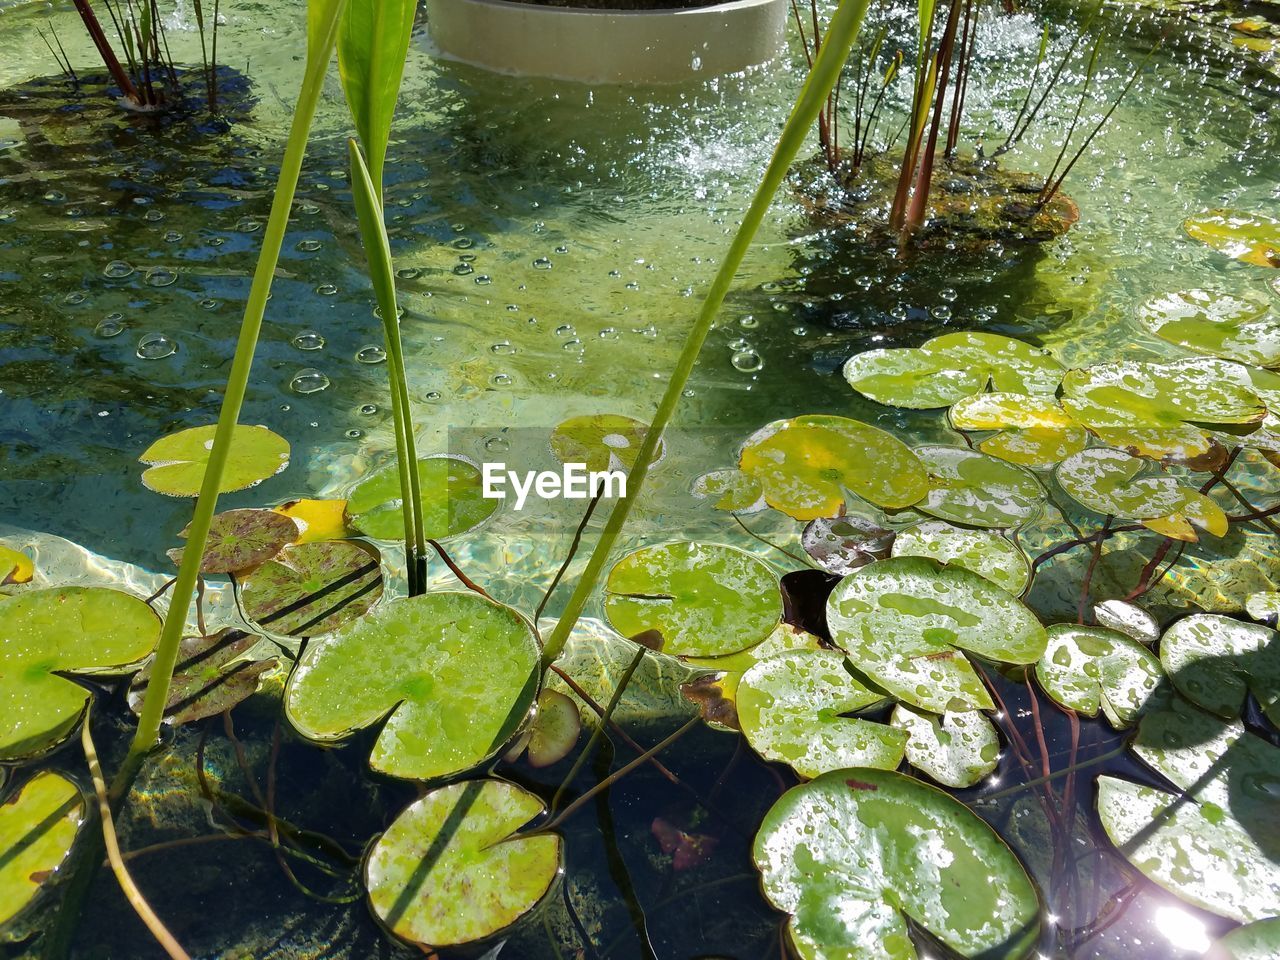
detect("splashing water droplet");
top-left (290, 368), bottom-right (330, 394)
top-left (136, 333), bottom-right (177, 359)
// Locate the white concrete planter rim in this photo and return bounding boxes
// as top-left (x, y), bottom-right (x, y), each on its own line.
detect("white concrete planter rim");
top-left (451, 0), bottom-right (777, 16)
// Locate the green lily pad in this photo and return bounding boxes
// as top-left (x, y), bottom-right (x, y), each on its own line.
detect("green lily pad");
top-left (346, 456), bottom-right (496, 541)
top-left (239, 540), bottom-right (383, 638)
top-left (948, 392), bottom-right (1089, 467)
top-left (550, 414), bottom-right (660, 472)
top-left (1209, 918), bottom-right (1280, 959)
top-left (1056, 448), bottom-right (1227, 540)
top-left (0, 587), bottom-right (160, 761)
top-left (526, 690), bottom-right (581, 768)
top-left (801, 516), bottom-right (895, 577)
top-left (1139, 289), bottom-right (1280, 368)
top-left (826, 556), bottom-right (1047, 713)
top-left (1245, 591), bottom-right (1280, 623)
top-left (127, 629), bottom-right (278, 725)
top-left (139, 424), bottom-right (290, 497)
top-left (891, 521), bottom-right (1030, 596)
top-left (736, 649), bottom-right (902, 778)
top-left (1183, 209), bottom-right (1280, 268)
top-left (1159, 614), bottom-right (1280, 724)
top-left (914, 445), bottom-right (1044, 529)
top-left (285, 592), bottom-right (540, 780)
top-left (1098, 699), bottom-right (1280, 923)
top-left (0, 771), bottom-right (86, 927)
top-left (842, 332), bottom-right (1063, 409)
top-left (1093, 599), bottom-right (1160, 645)
top-left (167, 508), bottom-right (299, 574)
top-left (1035, 624), bottom-right (1163, 728)
top-left (890, 704), bottom-right (1000, 788)
top-left (366, 779), bottom-right (561, 948)
top-left (602, 541), bottom-right (781, 658)
top-left (738, 416), bottom-right (928, 519)
top-left (754, 767), bottom-right (1040, 960)
top-left (691, 469), bottom-right (765, 513)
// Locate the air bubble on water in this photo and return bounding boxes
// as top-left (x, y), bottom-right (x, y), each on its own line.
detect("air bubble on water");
top-left (358, 403), bottom-right (379, 415)
top-left (598, 327), bottom-right (619, 340)
top-left (145, 267), bottom-right (178, 287)
top-left (346, 429), bottom-right (363, 439)
top-left (425, 391), bottom-right (442, 402)
top-left (554, 324), bottom-right (575, 337)
top-left (164, 231), bottom-right (183, 243)
top-left (792, 326), bottom-right (808, 336)
top-left (740, 315), bottom-right (758, 329)
top-left (475, 275), bottom-right (492, 285)
top-left (731, 350), bottom-right (763, 373)
top-left (453, 237), bottom-right (474, 250)
top-left (453, 263), bottom-right (474, 276)
top-left (95, 316), bottom-right (125, 338)
top-left (492, 373), bottom-right (513, 386)
top-left (940, 287), bottom-right (958, 302)
top-left (316, 283), bottom-right (339, 296)
top-left (608, 269), bottom-right (621, 278)
top-left (491, 341), bottom-right (515, 355)
top-left (931, 305), bottom-right (953, 320)
top-left (397, 267), bottom-right (421, 280)
top-left (136, 333), bottom-right (177, 359)
top-left (64, 292), bottom-right (86, 305)
top-left (200, 298), bottom-right (219, 310)
top-left (356, 344), bottom-right (387, 364)
top-left (293, 330), bottom-right (325, 351)
top-left (532, 257), bottom-right (552, 270)
top-left (290, 368), bottom-right (330, 394)
top-left (296, 239), bottom-right (323, 252)
top-left (103, 260), bottom-right (134, 279)
top-left (485, 436), bottom-right (510, 453)
top-left (373, 306), bottom-right (405, 322)
top-left (236, 217), bottom-right (263, 233)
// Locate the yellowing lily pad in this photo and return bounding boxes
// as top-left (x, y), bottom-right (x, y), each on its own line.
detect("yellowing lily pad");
top-left (1184, 209), bottom-right (1280, 268)
top-left (139, 424), bottom-right (290, 496)
top-left (366, 779), bottom-right (561, 948)
top-left (736, 649), bottom-right (901, 778)
top-left (826, 556), bottom-right (1046, 713)
top-left (1159, 613), bottom-right (1279, 724)
top-left (602, 541), bottom-right (781, 658)
top-left (271, 498), bottom-right (351, 543)
top-left (915, 445), bottom-right (1045, 529)
top-left (948, 392), bottom-right (1089, 467)
top-left (550, 414), bottom-right (661, 472)
top-left (0, 771), bottom-right (85, 927)
top-left (0, 544), bottom-right (33, 587)
top-left (346, 456), bottom-right (495, 541)
top-left (691, 469), bottom-right (765, 513)
top-left (754, 768), bottom-right (1040, 960)
top-left (890, 704), bottom-right (1000, 788)
top-left (0, 587), bottom-right (160, 760)
top-left (891, 521), bottom-right (1030, 595)
top-left (1139, 289), bottom-right (1280, 368)
top-left (285, 592), bottom-right (540, 780)
top-left (239, 540), bottom-right (383, 638)
top-left (738, 415), bottom-right (928, 518)
top-left (1035, 624), bottom-right (1163, 728)
top-left (168, 508), bottom-right (299, 574)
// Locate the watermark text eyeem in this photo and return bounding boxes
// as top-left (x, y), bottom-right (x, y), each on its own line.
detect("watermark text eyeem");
top-left (482, 463), bottom-right (626, 510)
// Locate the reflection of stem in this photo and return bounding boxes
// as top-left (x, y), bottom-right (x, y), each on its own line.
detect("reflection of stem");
top-left (1221, 476), bottom-right (1280, 535)
top-left (82, 712), bottom-right (192, 960)
top-left (973, 746), bottom-right (1126, 804)
top-left (731, 514), bottom-right (810, 567)
top-left (536, 492), bottom-right (603, 625)
top-left (1077, 516), bottom-right (1110, 623)
top-left (427, 538), bottom-right (492, 600)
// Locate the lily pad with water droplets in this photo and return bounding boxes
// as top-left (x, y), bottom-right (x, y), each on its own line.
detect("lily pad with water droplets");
top-left (0, 771), bottom-right (85, 927)
top-left (1159, 614), bottom-right (1280, 724)
top-left (890, 704), bottom-right (1000, 788)
top-left (1139, 289), bottom-right (1280, 368)
top-left (0, 545), bottom-right (33, 587)
top-left (1098, 698), bottom-right (1280, 924)
top-left (346, 456), bottom-right (495, 541)
top-left (754, 767), bottom-right (1040, 960)
top-left (826, 556), bottom-right (1047, 713)
top-left (550, 414), bottom-right (660, 472)
top-left (738, 416), bottom-right (928, 519)
top-left (239, 540), bottom-right (383, 638)
top-left (1209, 919), bottom-right (1280, 960)
top-left (736, 649), bottom-right (901, 778)
top-left (800, 516), bottom-right (895, 576)
top-left (914, 445), bottom-right (1045, 529)
top-left (168, 508), bottom-right (299, 574)
top-left (127, 629), bottom-right (278, 725)
top-left (842, 332), bottom-right (1063, 409)
top-left (891, 521), bottom-right (1030, 596)
top-left (285, 592), bottom-right (540, 780)
top-left (1035, 624), bottom-right (1163, 728)
top-left (602, 541), bottom-right (781, 658)
top-left (691, 469), bottom-right (765, 513)
top-left (0, 587), bottom-right (160, 761)
top-left (1183, 209), bottom-right (1280, 268)
top-left (139, 424), bottom-right (290, 497)
top-left (1093, 600), bottom-right (1160, 645)
top-left (1245, 591), bottom-right (1280, 624)
top-left (948, 393), bottom-right (1089, 467)
top-left (366, 779), bottom-right (561, 949)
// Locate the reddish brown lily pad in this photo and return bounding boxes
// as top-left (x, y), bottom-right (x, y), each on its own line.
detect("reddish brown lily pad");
top-left (128, 629), bottom-right (278, 724)
top-left (239, 540), bottom-right (383, 638)
top-left (169, 508), bottom-right (300, 574)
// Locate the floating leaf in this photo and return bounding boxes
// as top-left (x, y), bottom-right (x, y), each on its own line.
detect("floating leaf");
top-left (800, 516), bottom-right (895, 576)
top-left (0, 544), bottom-right (33, 586)
top-left (1035, 624), bottom-right (1163, 728)
top-left (755, 768), bottom-right (1040, 960)
top-left (602, 541), bottom-right (781, 658)
top-left (691, 469), bottom-right (764, 513)
top-left (0, 771), bottom-right (85, 926)
top-left (826, 556), bottom-right (1047, 713)
top-left (127, 629), bottom-right (277, 725)
top-left (1093, 599), bottom-right (1160, 645)
top-left (0, 587), bottom-right (160, 761)
top-left (346, 456), bottom-right (495, 541)
top-left (1056, 448), bottom-right (1227, 541)
top-left (890, 520), bottom-right (1030, 595)
top-left (683, 624), bottom-right (824, 731)
top-left (271, 498), bottom-right (350, 543)
top-left (1098, 699), bottom-right (1280, 923)
top-left (651, 817), bottom-right (718, 871)
top-left (525, 690), bottom-right (581, 768)
top-left (550, 414), bottom-right (660, 472)
top-left (1183, 209), bottom-right (1280, 268)
top-left (915, 445), bottom-right (1045, 529)
top-left (738, 415), bottom-right (928, 518)
top-left (1245, 591), bottom-right (1280, 624)
top-left (1159, 614), bottom-right (1280, 724)
top-left (139, 424), bottom-right (290, 497)
top-left (1209, 918), bottom-right (1280, 960)
top-left (168, 508), bottom-right (299, 574)
top-left (239, 540), bottom-right (383, 638)
top-left (890, 704), bottom-right (1000, 788)
top-left (736, 649), bottom-right (902, 778)
top-left (948, 393), bottom-right (1088, 467)
top-left (366, 779), bottom-right (560, 949)
top-left (842, 332), bottom-right (1063, 409)
top-left (1139, 289), bottom-right (1280, 368)
top-left (285, 593), bottom-right (540, 780)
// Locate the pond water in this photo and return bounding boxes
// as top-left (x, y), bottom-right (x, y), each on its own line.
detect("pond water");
top-left (1, 0), bottom-right (1278, 957)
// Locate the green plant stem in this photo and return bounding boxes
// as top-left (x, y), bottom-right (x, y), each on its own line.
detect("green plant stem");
top-left (973, 746), bottom-right (1127, 805)
top-left (540, 0), bottom-right (872, 667)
